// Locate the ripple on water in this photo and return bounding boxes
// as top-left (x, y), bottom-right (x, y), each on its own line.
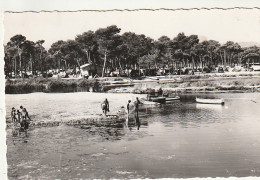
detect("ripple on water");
top-left (6, 92), bottom-right (260, 178)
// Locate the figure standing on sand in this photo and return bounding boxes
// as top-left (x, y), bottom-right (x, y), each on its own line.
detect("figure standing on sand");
top-left (101, 98), bottom-right (110, 116)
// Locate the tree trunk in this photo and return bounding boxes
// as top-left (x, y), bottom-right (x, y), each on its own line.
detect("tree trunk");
top-left (30, 55), bottom-right (33, 72)
top-left (40, 49), bottom-right (43, 73)
top-left (192, 56), bottom-right (195, 70)
top-left (220, 53), bottom-right (224, 66)
top-left (224, 50), bottom-right (227, 66)
top-left (102, 50), bottom-right (107, 77)
top-left (19, 54), bottom-right (22, 77)
top-left (14, 58), bottom-right (17, 78)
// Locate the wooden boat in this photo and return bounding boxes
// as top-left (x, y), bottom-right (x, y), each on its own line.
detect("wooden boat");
top-left (196, 97), bottom-right (224, 105)
top-left (142, 101), bottom-right (160, 105)
top-left (165, 96), bottom-right (180, 101)
top-left (175, 78), bottom-right (184, 83)
top-left (150, 97), bottom-right (166, 104)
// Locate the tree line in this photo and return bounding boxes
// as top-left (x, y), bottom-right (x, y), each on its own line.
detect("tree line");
top-left (4, 25), bottom-right (260, 77)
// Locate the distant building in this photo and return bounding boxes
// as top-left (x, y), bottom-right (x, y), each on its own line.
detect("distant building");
top-left (80, 63), bottom-right (102, 78)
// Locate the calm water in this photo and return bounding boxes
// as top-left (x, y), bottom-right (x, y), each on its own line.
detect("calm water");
top-left (5, 92), bottom-right (260, 179)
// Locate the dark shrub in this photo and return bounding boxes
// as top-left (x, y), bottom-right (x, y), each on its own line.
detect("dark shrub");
top-left (48, 81), bottom-right (67, 91)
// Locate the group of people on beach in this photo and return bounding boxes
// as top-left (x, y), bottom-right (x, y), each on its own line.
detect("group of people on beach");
top-left (102, 97), bottom-right (141, 130)
top-left (11, 106), bottom-right (31, 137)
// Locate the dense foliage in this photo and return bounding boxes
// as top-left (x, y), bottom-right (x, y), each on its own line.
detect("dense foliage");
top-left (4, 25), bottom-right (260, 77)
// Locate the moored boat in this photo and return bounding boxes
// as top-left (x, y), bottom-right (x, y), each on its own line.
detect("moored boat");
top-left (150, 97), bottom-right (166, 104)
top-left (196, 97), bottom-right (224, 105)
top-left (165, 96), bottom-right (180, 101)
top-left (142, 101), bottom-right (160, 105)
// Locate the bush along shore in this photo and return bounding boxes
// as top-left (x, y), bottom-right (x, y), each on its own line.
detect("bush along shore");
top-left (5, 77), bottom-right (102, 94)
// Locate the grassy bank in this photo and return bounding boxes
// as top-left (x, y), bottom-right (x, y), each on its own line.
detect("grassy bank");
top-left (110, 75), bottom-right (260, 94)
top-left (5, 77), bottom-right (101, 94)
top-left (5, 72), bottom-right (260, 94)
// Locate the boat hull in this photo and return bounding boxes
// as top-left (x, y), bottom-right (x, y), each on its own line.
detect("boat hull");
top-left (165, 96), bottom-right (180, 101)
top-left (142, 101), bottom-right (160, 105)
top-left (150, 97), bottom-right (166, 104)
top-left (196, 98), bottom-right (224, 105)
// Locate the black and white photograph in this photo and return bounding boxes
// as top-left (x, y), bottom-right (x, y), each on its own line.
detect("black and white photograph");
top-left (1, 0), bottom-right (260, 179)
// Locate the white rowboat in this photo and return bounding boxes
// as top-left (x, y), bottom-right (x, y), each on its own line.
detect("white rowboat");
top-left (142, 101), bottom-right (160, 105)
top-left (196, 97), bottom-right (224, 105)
top-left (165, 96), bottom-right (180, 101)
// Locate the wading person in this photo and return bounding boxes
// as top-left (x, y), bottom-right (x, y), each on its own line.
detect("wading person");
top-left (101, 98), bottom-right (109, 116)
top-left (136, 115), bottom-right (141, 130)
top-left (134, 97), bottom-right (141, 117)
top-left (11, 107), bottom-right (17, 123)
top-left (17, 110), bottom-right (22, 123)
top-left (127, 100), bottom-right (131, 114)
top-left (134, 97), bottom-right (141, 130)
top-left (20, 106), bottom-right (31, 121)
top-left (20, 118), bottom-right (30, 137)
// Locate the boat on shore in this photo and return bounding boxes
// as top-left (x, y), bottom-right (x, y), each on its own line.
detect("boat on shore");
top-left (196, 97), bottom-right (224, 105)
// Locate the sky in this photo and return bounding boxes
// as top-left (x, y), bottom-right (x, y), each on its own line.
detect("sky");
top-left (3, 7), bottom-right (260, 49)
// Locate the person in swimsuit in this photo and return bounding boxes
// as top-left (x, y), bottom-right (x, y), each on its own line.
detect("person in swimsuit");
top-left (127, 100), bottom-right (131, 114)
top-left (20, 118), bottom-right (30, 137)
top-left (101, 98), bottom-right (109, 115)
top-left (20, 106), bottom-right (31, 121)
top-left (134, 97), bottom-right (141, 130)
top-left (11, 107), bottom-right (17, 123)
top-left (134, 97), bottom-right (141, 116)
top-left (17, 110), bottom-right (22, 123)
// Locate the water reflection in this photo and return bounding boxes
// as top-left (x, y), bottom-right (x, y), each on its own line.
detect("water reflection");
top-left (6, 92), bottom-right (260, 179)
top-left (139, 99), bottom-right (235, 128)
top-left (196, 103), bottom-right (224, 111)
top-left (71, 117), bottom-right (149, 141)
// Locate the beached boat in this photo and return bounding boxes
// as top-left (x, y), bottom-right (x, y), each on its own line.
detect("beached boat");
top-left (196, 97), bottom-right (224, 105)
top-left (146, 77), bottom-right (159, 80)
top-left (103, 83), bottom-right (134, 88)
top-left (165, 96), bottom-right (180, 101)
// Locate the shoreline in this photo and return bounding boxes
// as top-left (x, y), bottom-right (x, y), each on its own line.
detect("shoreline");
top-left (5, 72), bottom-right (260, 94)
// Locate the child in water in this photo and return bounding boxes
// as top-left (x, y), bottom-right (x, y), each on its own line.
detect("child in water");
top-left (17, 110), bottom-right (22, 123)
top-left (11, 107), bottom-right (17, 123)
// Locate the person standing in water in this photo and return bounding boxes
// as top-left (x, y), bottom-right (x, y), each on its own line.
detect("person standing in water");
top-left (11, 107), bottom-right (17, 123)
top-left (127, 100), bottom-right (131, 114)
top-left (134, 97), bottom-right (141, 116)
top-left (101, 98), bottom-right (110, 116)
top-left (17, 110), bottom-right (22, 123)
top-left (20, 106), bottom-right (31, 121)
top-left (134, 97), bottom-right (141, 130)
top-left (20, 118), bottom-right (30, 137)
